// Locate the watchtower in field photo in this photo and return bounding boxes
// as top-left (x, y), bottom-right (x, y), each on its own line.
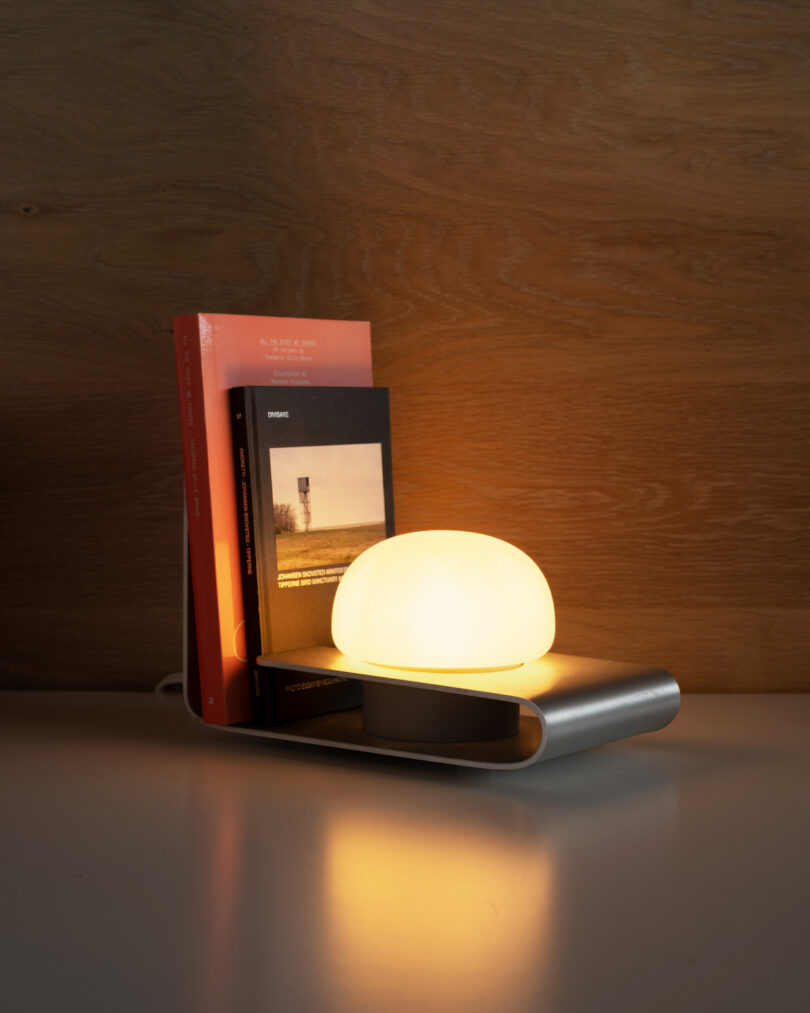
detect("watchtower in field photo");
top-left (297, 476), bottom-right (311, 532)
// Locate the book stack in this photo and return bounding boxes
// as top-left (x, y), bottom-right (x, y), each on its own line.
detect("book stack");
top-left (174, 314), bottom-right (394, 726)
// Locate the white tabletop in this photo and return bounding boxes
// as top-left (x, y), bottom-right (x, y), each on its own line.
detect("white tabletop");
top-left (1, 690), bottom-right (808, 1013)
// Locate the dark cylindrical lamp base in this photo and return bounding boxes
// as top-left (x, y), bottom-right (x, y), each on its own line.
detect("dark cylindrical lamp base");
top-left (362, 680), bottom-right (519, 743)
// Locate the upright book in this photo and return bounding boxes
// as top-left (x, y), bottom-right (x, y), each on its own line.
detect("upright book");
top-left (173, 314), bottom-right (372, 725)
top-left (230, 386), bottom-right (395, 722)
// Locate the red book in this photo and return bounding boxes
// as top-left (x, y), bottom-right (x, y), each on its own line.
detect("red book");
top-left (173, 314), bottom-right (373, 724)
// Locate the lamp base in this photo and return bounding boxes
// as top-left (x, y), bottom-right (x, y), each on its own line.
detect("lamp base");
top-left (362, 680), bottom-right (519, 743)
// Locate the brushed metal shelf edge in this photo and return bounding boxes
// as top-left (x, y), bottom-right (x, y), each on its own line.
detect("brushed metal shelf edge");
top-left (216, 715), bottom-right (544, 770)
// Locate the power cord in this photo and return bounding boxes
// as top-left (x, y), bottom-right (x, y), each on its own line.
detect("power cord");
top-left (154, 671), bottom-right (184, 694)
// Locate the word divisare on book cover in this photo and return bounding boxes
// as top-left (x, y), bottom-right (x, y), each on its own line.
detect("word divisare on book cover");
top-left (173, 314), bottom-right (372, 725)
top-left (231, 386), bottom-right (395, 722)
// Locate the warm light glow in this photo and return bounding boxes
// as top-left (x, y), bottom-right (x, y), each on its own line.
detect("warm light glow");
top-left (331, 530), bottom-right (555, 670)
top-left (324, 809), bottom-right (553, 1009)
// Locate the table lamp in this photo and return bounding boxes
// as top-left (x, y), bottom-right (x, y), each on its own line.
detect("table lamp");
top-left (332, 530), bottom-right (556, 742)
top-left (248, 529), bottom-right (681, 768)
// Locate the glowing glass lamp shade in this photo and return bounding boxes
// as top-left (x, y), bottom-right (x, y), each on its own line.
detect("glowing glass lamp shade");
top-left (332, 530), bottom-right (555, 671)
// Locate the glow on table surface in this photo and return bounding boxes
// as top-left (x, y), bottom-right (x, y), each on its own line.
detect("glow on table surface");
top-left (1, 691), bottom-right (808, 1013)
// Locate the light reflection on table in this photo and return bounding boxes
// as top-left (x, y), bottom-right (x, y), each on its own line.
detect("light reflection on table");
top-left (1, 692), bottom-right (807, 1013)
top-left (183, 706), bottom-right (680, 1012)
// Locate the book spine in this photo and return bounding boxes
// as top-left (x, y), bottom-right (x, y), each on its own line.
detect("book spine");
top-left (174, 317), bottom-right (246, 724)
top-left (229, 387), bottom-right (270, 723)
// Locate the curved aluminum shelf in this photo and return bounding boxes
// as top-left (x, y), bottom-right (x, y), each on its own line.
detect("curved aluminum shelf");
top-left (197, 648), bottom-right (680, 770)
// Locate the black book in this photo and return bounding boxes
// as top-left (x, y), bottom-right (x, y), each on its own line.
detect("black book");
top-left (230, 386), bottom-right (395, 723)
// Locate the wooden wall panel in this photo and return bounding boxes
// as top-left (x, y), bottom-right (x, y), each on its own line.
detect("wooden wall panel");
top-left (1, 1), bottom-right (808, 690)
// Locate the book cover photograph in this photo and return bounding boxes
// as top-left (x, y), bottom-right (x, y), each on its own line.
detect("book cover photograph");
top-left (231, 385), bottom-right (395, 722)
top-left (271, 442), bottom-right (387, 583)
top-left (173, 314), bottom-right (372, 725)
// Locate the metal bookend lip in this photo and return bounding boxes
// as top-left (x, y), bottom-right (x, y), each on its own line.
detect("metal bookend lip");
top-left (241, 647), bottom-right (680, 770)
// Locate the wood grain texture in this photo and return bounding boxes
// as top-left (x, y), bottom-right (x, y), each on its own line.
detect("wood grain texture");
top-left (1, 0), bottom-right (808, 690)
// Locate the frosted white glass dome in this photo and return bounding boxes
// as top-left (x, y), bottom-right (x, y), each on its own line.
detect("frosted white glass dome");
top-left (331, 530), bottom-right (555, 671)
